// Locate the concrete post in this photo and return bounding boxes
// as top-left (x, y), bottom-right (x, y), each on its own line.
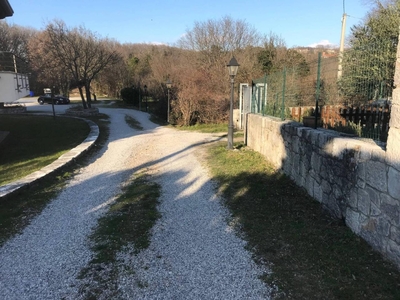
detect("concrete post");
top-left (386, 29), bottom-right (400, 205)
top-left (386, 29), bottom-right (400, 173)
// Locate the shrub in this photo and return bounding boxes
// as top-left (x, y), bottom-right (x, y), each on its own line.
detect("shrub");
top-left (120, 87), bottom-right (139, 106)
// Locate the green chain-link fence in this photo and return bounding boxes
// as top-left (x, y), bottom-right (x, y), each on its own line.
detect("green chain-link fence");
top-left (251, 44), bottom-right (395, 142)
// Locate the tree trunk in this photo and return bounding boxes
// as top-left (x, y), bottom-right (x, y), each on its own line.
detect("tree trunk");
top-left (78, 86), bottom-right (87, 109)
top-left (85, 83), bottom-right (92, 108)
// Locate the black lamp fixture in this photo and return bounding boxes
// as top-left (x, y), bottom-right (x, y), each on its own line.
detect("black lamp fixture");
top-left (226, 57), bottom-right (239, 149)
top-left (166, 79), bottom-right (172, 123)
top-left (144, 84), bottom-right (148, 112)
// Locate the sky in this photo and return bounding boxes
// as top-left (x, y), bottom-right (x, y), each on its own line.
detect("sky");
top-left (6, 0), bottom-right (373, 48)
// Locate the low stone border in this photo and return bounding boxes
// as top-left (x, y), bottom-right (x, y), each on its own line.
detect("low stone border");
top-left (0, 116), bottom-right (99, 198)
top-left (0, 106), bottom-right (27, 114)
top-left (65, 107), bottom-right (99, 117)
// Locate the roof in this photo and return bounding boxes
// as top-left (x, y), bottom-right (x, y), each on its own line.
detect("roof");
top-left (0, 0), bottom-right (14, 19)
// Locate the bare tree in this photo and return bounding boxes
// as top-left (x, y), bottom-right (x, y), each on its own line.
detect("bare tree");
top-left (44, 20), bottom-right (121, 108)
top-left (28, 31), bottom-right (71, 95)
top-left (0, 21), bottom-right (36, 60)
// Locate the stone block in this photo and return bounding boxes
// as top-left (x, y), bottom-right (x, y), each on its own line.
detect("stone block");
top-left (386, 129), bottom-right (400, 170)
top-left (345, 208), bottom-right (361, 234)
top-left (309, 130), bottom-right (319, 146)
top-left (380, 194), bottom-right (400, 226)
top-left (311, 152), bottom-right (321, 174)
top-left (388, 105), bottom-right (400, 128)
top-left (386, 240), bottom-right (400, 266)
top-left (388, 167), bottom-right (400, 200)
top-left (357, 179), bottom-right (366, 189)
top-left (372, 151), bottom-right (386, 164)
top-left (325, 194), bottom-right (344, 219)
top-left (292, 136), bottom-right (299, 153)
top-left (377, 216), bottom-right (391, 237)
top-left (300, 160), bottom-right (308, 179)
top-left (296, 126), bottom-right (302, 137)
top-left (357, 189), bottom-right (370, 215)
top-left (390, 226), bottom-right (400, 244)
top-left (319, 132), bottom-right (334, 150)
top-left (359, 148), bottom-right (372, 161)
top-left (306, 175), bottom-right (314, 197)
top-left (370, 201), bottom-right (381, 217)
top-left (357, 161), bottom-right (366, 183)
top-left (365, 160), bottom-right (387, 192)
top-left (365, 187), bottom-right (380, 206)
top-left (360, 218), bottom-right (384, 251)
top-left (292, 154), bottom-right (300, 177)
top-left (347, 188), bottom-right (358, 209)
top-left (321, 179), bottom-right (332, 195)
top-left (314, 182), bottom-right (323, 203)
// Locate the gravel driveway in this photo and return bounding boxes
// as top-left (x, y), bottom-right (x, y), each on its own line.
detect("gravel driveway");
top-left (0, 108), bottom-right (271, 299)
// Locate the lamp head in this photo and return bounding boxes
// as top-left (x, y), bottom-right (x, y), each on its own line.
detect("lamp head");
top-left (166, 79), bottom-right (172, 89)
top-left (227, 57), bottom-right (239, 77)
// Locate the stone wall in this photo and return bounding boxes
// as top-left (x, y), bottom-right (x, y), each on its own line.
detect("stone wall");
top-left (244, 30), bottom-right (400, 270)
top-left (246, 113), bottom-right (400, 269)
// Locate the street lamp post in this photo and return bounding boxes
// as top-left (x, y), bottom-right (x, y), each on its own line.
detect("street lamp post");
top-left (166, 79), bottom-right (172, 123)
top-left (144, 84), bottom-right (148, 112)
top-left (227, 57), bottom-right (239, 150)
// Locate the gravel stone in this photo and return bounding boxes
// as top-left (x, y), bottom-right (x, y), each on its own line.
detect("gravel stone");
top-left (0, 108), bottom-right (271, 299)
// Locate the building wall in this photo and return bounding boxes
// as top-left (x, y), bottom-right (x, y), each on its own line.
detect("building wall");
top-left (0, 71), bottom-right (30, 102)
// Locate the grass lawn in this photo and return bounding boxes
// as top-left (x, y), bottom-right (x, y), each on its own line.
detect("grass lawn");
top-left (0, 114), bottom-right (108, 247)
top-left (205, 140), bottom-right (400, 299)
top-left (0, 114), bottom-right (90, 185)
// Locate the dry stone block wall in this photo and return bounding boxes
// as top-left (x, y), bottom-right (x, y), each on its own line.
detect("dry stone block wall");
top-left (246, 113), bottom-right (400, 269)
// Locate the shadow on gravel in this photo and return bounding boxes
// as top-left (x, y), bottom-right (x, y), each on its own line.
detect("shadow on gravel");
top-left (206, 144), bottom-right (400, 300)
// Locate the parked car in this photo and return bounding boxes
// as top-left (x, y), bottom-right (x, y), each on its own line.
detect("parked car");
top-left (37, 93), bottom-right (70, 105)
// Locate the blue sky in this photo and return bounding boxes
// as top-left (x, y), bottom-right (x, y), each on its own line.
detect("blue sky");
top-left (7, 0), bottom-right (372, 48)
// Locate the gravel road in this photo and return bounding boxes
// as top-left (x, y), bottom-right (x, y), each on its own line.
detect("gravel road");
top-left (0, 108), bottom-right (271, 299)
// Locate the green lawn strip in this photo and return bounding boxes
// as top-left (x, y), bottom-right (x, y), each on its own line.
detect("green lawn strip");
top-left (206, 142), bottom-right (400, 299)
top-left (0, 114), bottom-right (109, 247)
top-left (125, 114), bottom-right (143, 130)
top-left (0, 115), bottom-right (89, 185)
top-left (172, 123), bottom-right (228, 133)
top-left (78, 173), bottom-right (161, 299)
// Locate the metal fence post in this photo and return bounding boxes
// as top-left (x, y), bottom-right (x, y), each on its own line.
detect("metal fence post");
top-left (281, 68), bottom-right (286, 120)
top-left (315, 52), bottom-right (322, 128)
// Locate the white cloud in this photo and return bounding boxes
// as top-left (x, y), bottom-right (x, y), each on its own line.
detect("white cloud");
top-left (308, 40), bottom-right (336, 48)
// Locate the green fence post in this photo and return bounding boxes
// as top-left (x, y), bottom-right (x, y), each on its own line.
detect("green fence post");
top-left (315, 52), bottom-right (322, 129)
top-left (263, 74), bottom-right (267, 116)
top-left (281, 68), bottom-right (286, 120)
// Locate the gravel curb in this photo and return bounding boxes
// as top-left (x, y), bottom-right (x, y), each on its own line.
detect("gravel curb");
top-left (0, 115), bottom-right (99, 198)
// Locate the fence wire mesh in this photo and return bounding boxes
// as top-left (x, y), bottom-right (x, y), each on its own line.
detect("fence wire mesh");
top-left (251, 45), bottom-right (395, 142)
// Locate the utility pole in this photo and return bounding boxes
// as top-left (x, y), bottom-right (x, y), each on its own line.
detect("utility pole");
top-left (338, 0), bottom-right (347, 79)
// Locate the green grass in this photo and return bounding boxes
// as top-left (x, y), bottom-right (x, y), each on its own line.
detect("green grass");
top-left (78, 173), bottom-right (161, 299)
top-left (205, 141), bottom-right (400, 299)
top-left (173, 123), bottom-right (228, 133)
top-left (0, 114), bottom-right (110, 247)
top-left (0, 115), bottom-right (89, 185)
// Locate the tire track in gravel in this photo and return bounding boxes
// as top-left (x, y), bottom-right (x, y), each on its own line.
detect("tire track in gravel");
top-left (0, 108), bottom-right (271, 299)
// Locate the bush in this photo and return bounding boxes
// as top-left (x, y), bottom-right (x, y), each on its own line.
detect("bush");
top-left (120, 87), bottom-right (140, 106)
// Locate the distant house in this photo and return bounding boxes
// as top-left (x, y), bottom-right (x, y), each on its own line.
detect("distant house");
top-left (0, 0), bottom-right (13, 19)
top-left (0, 0), bottom-right (30, 103)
